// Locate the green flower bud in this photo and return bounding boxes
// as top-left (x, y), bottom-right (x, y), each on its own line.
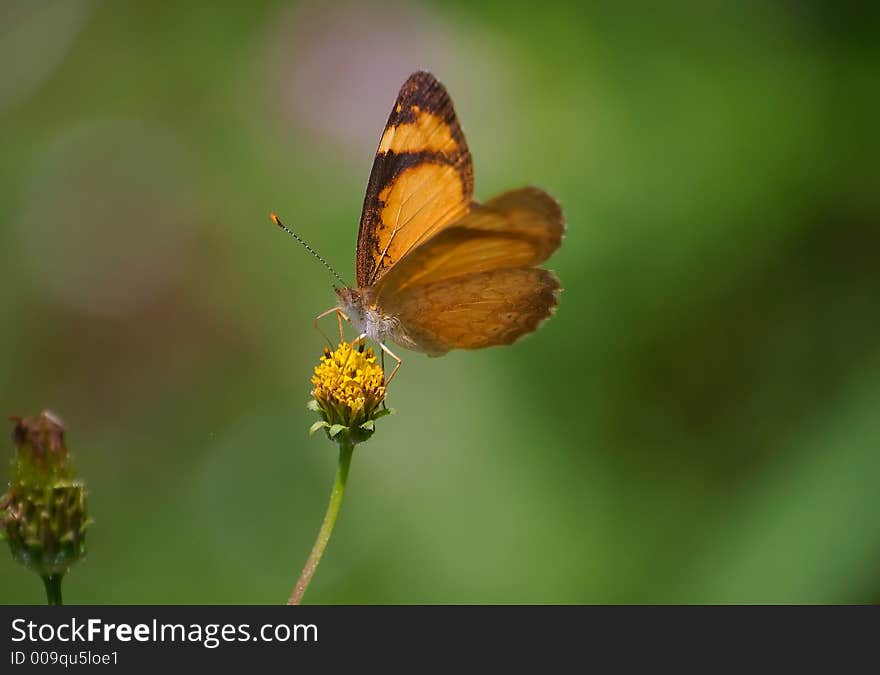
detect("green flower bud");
top-left (2, 411), bottom-right (90, 580)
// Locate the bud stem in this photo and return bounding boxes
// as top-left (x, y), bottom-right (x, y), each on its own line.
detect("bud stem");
top-left (288, 438), bottom-right (355, 605)
top-left (42, 574), bottom-right (64, 606)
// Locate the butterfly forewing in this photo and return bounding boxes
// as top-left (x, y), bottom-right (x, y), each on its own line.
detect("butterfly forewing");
top-left (356, 71), bottom-right (473, 289)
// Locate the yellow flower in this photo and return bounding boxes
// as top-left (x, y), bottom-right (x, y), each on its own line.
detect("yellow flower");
top-left (309, 341), bottom-right (389, 442)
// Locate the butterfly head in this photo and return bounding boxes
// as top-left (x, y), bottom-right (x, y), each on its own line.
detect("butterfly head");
top-left (334, 286), bottom-right (361, 307)
top-left (335, 287), bottom-right (365, 328)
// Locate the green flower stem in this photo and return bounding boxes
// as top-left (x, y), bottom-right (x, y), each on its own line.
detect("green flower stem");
top-left (288, 439), bottom-right (355, 605)
top-left (42, 574), bottom-right (63, 606)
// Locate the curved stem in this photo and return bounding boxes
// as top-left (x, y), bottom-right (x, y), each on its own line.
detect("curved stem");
top-left (42, 574), bottom-right (63, 605)
top-left (288, 439), bottom-right (355, 605)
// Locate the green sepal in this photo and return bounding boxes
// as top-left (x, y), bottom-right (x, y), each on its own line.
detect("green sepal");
top-left (328, 424), bottom-right (347, 439)
top-left (359, 420), bottom-right (375, 432)
top-left (3, 481), bottom-right (88, 577)
top-left (309, 420), bottom-right (330, 435)
top-left (306, 399), bottom-right (321, 412)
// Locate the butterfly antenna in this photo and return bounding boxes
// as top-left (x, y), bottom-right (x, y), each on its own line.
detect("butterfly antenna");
top-left (270, 213), bottom-right (347, 288)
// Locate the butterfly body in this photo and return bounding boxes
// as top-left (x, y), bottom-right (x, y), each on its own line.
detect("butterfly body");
top-left (335, 287), bottom-right (411, 351)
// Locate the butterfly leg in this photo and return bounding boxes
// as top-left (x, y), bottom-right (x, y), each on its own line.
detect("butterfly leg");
top-left (378, 342), bottom-right (402, 385)
top-left (334, 308), bottom-right (349, 342)
top-left (314, 306), bottom-right (351, 347)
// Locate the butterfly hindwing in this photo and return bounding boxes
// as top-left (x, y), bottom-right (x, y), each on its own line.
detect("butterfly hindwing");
top-left (356, 71), bottom-right (473, 289)
top-left (380, 267), bottom-right (561, 357)
top-left (369, 186), bottom-right (564, 355)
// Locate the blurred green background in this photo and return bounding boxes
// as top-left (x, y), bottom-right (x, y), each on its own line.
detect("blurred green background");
top-left (2, 1), bottom-right (879, 604)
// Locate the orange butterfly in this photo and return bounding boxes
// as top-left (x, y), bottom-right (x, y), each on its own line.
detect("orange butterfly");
top-left (274, 71), bottom-right (563, 382)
